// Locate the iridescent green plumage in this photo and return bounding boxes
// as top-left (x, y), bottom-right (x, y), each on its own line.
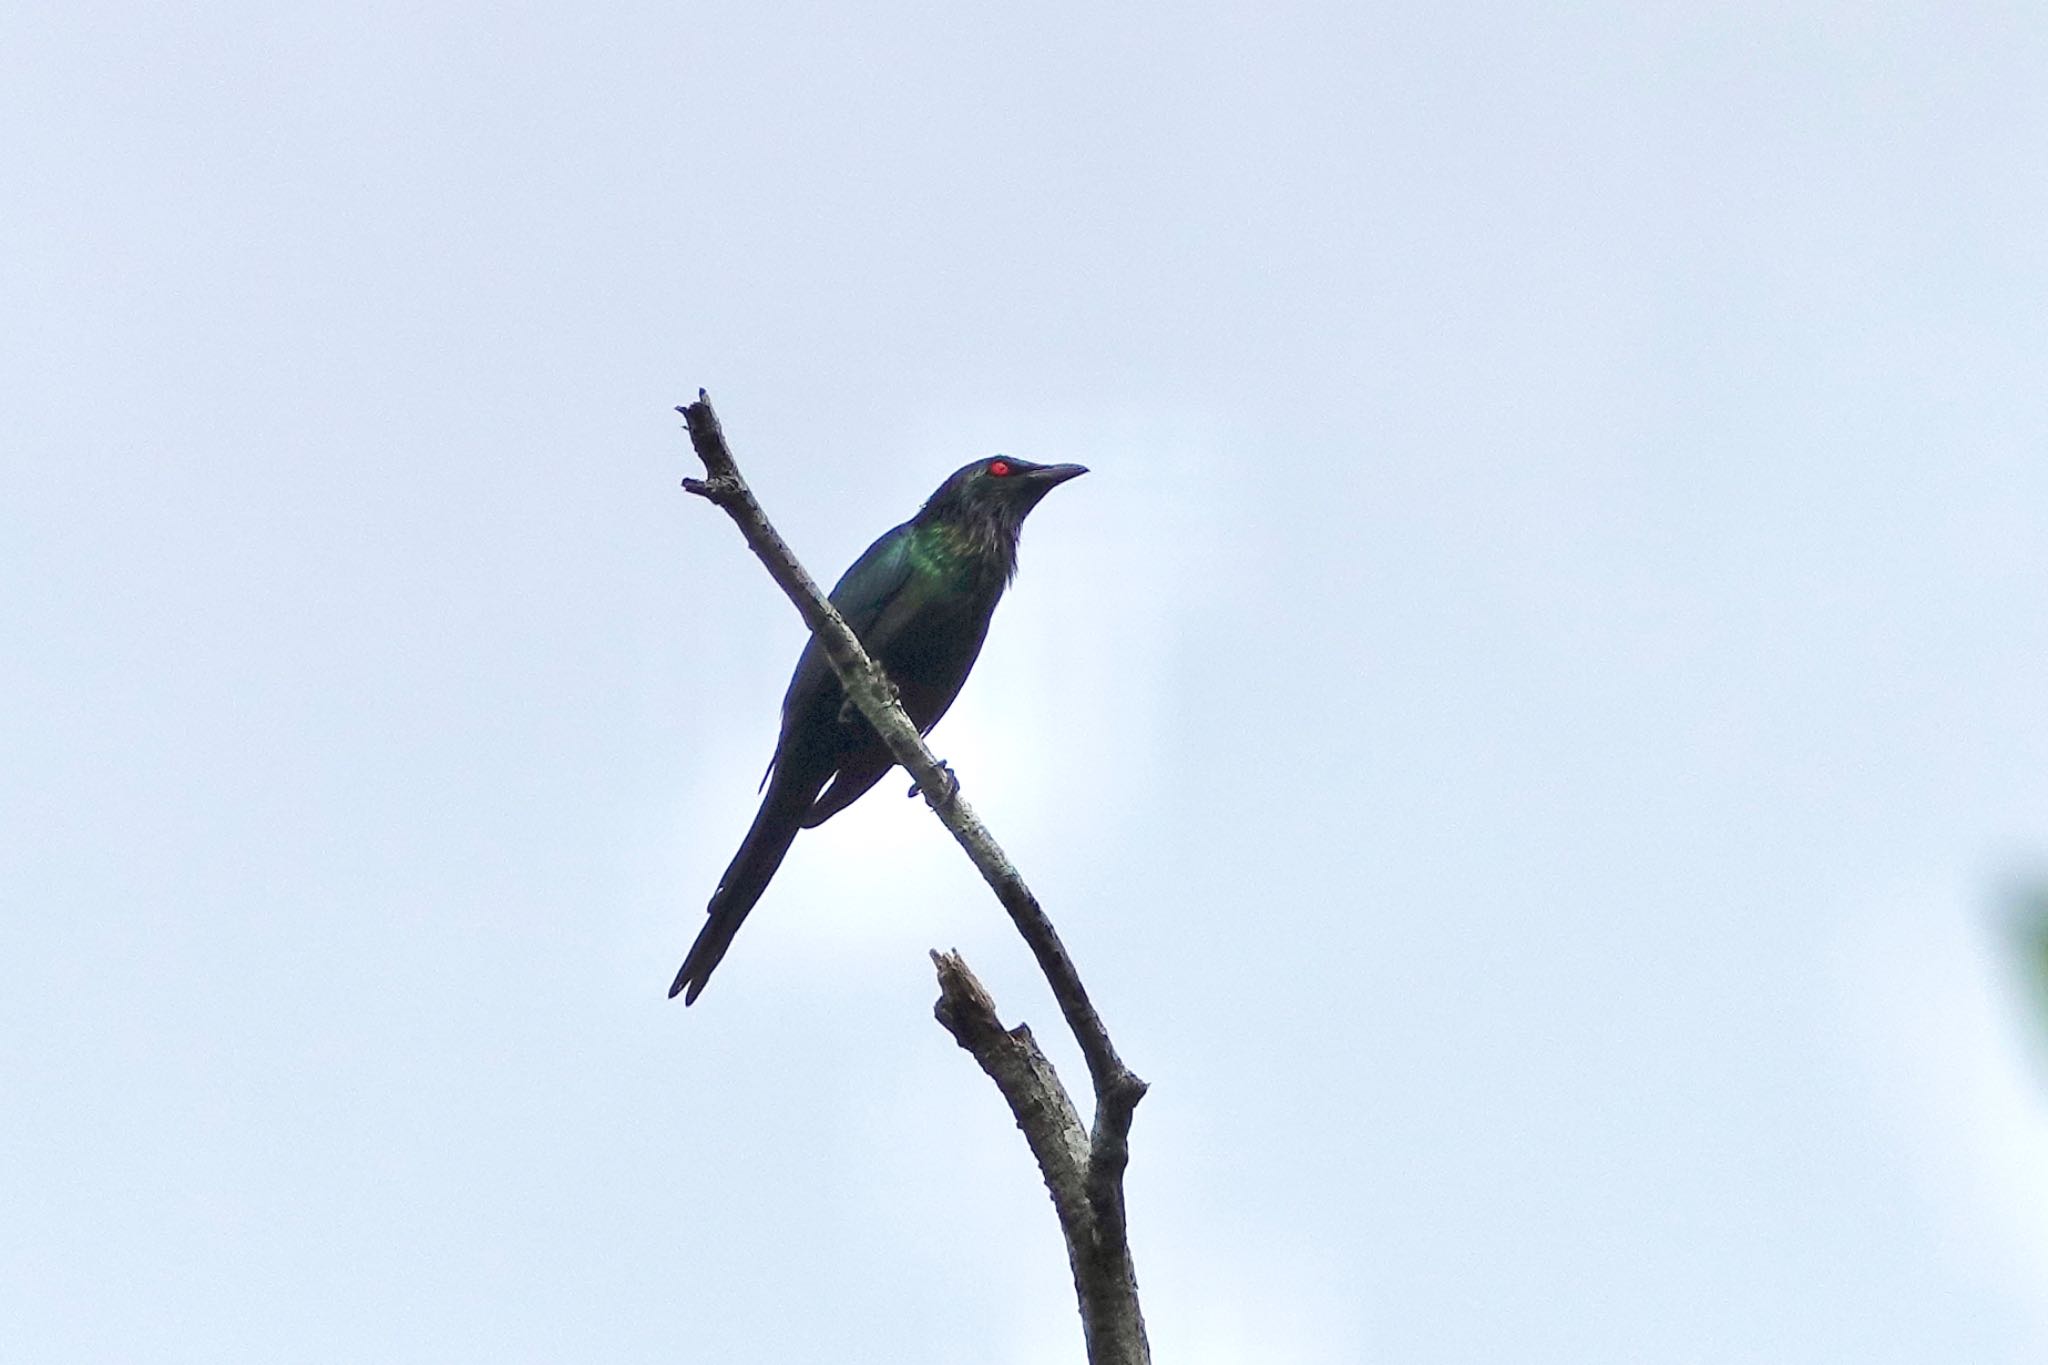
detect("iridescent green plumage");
top-left (671, 455), bottom-right (1088, 1004)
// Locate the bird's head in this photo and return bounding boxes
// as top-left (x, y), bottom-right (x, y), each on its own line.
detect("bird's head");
top-left (918, 455), bottom-right (1089, 529)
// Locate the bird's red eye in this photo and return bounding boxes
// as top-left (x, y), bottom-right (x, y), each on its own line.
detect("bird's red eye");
top-left (988, 459), bottom-right (1012, 477)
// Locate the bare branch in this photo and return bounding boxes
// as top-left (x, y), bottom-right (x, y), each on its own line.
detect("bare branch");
top-left (678, 393), bottom-right (1145, 1101)
top-left (677, 392), bottom-right (1151, 1364)
top-left (931, 950), bottom-right (1091, 1238)
top-left (932, 952), bottom-right (1149, 1365)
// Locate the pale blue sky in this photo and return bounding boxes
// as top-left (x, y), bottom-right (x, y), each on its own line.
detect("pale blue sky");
top-left (5, 1), bottom-right (2047, 1361)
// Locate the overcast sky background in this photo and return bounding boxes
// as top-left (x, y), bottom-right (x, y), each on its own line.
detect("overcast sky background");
top-left (5, 2), bottom-right (2047, 1361)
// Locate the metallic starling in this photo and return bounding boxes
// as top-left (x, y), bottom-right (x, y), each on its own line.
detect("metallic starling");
top-left (671, 456), bottom-right (1087, 1003)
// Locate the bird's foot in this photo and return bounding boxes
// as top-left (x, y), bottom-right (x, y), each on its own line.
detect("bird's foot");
top-left (907, 761), bottom-right (959, 802)
top-left (838, 675), bottom-right (901, 727)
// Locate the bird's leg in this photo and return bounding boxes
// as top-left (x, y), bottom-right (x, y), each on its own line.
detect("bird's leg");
top-left (907, 760), bottom-right (959, 802)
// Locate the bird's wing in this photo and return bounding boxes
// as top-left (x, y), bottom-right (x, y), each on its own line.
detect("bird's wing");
top-left (826, 521), bottom-right (919, 638)
top-left (768, 522), bottom-right (915, 750)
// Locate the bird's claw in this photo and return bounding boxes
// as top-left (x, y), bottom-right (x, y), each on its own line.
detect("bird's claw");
top-left (838, 675), bottom-right (902, 727)
top-left (907, 761), bottom-right (959, 802)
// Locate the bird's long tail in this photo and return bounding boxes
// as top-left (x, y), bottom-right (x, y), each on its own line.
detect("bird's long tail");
top-left (670, 770), bottom-right (819, 1004)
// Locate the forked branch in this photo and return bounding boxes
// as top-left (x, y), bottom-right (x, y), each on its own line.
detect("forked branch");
top-left (679, 391), bottom-right (1149, 1365)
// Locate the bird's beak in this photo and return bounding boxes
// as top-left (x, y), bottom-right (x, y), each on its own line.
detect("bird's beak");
top-left (1029, 463), bottom-right (1089, 487)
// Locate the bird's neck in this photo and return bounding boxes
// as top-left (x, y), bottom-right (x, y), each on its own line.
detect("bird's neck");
top-left (905, 516), bottom-right (1017, 593)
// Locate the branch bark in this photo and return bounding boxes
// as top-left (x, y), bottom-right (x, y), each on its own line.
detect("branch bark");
top-left (679, 391), bottom-right (1149, 1365)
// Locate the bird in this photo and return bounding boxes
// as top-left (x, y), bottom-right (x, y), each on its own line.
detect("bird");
top-left (671, 455), bottom-right (1088, 1004)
